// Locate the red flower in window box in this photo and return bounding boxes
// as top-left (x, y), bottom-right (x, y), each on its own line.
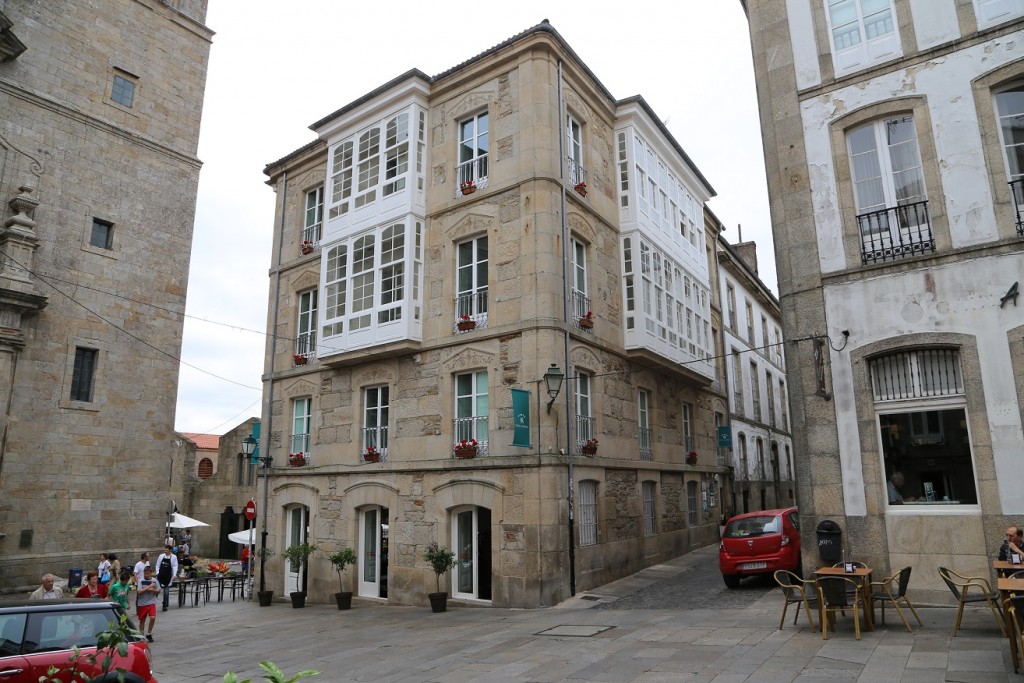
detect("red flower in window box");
top-left (363, 446), bottom-right (380, 462)
top-left (582, 437), bottom-right (599, 456)
top-left (456, 314), bottom-right (476, 331)
top-left (288, 452), bottom-right (307, 467)
top-left (574, 182), bottom-right (587, 197)
top-left (454, 438), bottom-right (478, 458)
top-left (300, 240), bottom-right (315, 255)
top-left (578, 310), bottom-right (594, 329)
top-left (686, 450), bottom-right (698, 465)
top-left (293, 354), bottom-right (308, 366)
top-left (460, 179), bottom-right (476, 195)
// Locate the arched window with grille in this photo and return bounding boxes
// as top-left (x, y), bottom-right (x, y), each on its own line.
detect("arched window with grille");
top-left (197, 458), bottom-right (213, 480)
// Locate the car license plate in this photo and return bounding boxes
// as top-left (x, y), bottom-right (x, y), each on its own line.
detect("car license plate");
top-left (740, 561), bottom-right (767, 570)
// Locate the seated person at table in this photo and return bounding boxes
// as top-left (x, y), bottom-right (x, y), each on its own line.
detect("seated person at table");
top-left (999, 525), bottom-right (1024, 561)
top-left (180, 553), bottom-right (197, 577)
top-left (887, 471), bottom-right (916, 504)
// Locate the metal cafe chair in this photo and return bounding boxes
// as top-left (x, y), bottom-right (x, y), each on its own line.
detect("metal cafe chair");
top-left (774, 570), bottom-right (818, 631)
top-left (817, 576), bottom-right (863, 640)
top-left (869, 566), bottom-right (922, 632)
top-left (938, 566), bottom-right (1005, 637)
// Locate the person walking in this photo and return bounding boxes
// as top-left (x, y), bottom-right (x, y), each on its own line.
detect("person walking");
top-left (133, 552), bottom-right (150, 585)
top-left (136, 566), bottom-right (160, 642)
top-left (155, 545), bottom-right (178, 611)
top-left (108, 568), bottom-right (132, 610)
top-left (29, 574), bottom-right (63, 599)
top-left (97, 553), bottom-right (112, 586)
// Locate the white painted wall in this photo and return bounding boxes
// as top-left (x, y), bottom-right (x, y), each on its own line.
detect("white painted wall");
top-left (787, 0), bottom-right (822, 90)
top-left (909, 0), bottom-right (961, 51)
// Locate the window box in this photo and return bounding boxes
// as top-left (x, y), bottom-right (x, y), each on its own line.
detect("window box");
top-left (686, 451), bottom-right (697, 465)
top-left (288, 453), bottom-right (307, 467)
top-left (578, 311), bottom-right (594, 329)
top-left (456, 315), bottom-right (476, 332)
top-left (454, 438), bottom-right (478, 458)
top-left (300, 240), bottom-right (315, 255)
top-left (582, 438), bottom-right (599, 456)
top-left (574, 182), bottom-right (587, 197)
top-left (460, 180), bottom-right (476, 196)
top-left (363, 448), bottom-right (380, 463)
top-left (293, 354), bottom-right (308, 366)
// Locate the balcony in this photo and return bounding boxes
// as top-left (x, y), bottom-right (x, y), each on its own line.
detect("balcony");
top-left (290, 433), bottom-right (310, 463)
top-left (295, 331), bottom-right (316, 362)
top-left (361, 426), bottom-right (388, 463)
top-left (456, 157), bottom-right (488, 197)
top-left (572, 290), bottom-right (592, 333)
top-left (575, 415), bottom-right (595, 455)
top-left (1011, 179), bottom-right (1024, 236)
top-left (858, 200), bottom-right (934, 264)
top-left (638, 427), bottom-right (652, 461)
top-left (453, 416), bottom-right (489, 457)
top-left (454, 290), bottom-right (488, 333)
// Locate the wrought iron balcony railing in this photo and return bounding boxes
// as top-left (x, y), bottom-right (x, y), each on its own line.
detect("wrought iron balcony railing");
top-left (361, 426), bottom-right (388, 462)
top-left (638, 427), bottom-right (652, 461)
top-left (295, 332), bottom-right (316, 359)
top-left (575, 415), bottom-right (595, 455)
top-left (453, 416), bottom-right (489, 456)
top-left (858, 200), bottom-right (934, 264)
top-left (1011, 179), bottom-right (1024, 237)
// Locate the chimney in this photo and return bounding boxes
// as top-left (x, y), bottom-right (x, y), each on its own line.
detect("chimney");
top-left (733, 241), bottom-right (759, 275)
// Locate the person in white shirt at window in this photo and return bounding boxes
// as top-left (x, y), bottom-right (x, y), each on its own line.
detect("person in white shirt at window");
top-left (887, 471), bottom-right (916, 504)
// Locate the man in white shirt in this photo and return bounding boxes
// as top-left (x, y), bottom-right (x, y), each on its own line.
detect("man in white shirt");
top-left (133, 552), bottom-right (150, 585)
top-left (154, 546), bottom-right (178, 611)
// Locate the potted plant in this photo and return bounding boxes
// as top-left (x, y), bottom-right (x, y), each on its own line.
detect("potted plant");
top-left (300, 239), bottom-right (315, 255)
top-left (363, 445), bottom-right (380, 462)
top-left (574, 181), bottom-right (587, 197)
top-left (256, 547), bottom-right (275, 607)
top-left (453, 438), bottom-right (478, 458)
top-left (460, 179), bottom-right (476, 195)
top-left (281, 542), bottom-right (318, 608)
top-left (581, 437), bottom-right (599, 456)
top-left (423, 541), bottom-right (456, 613)
top-left (456, 314), bottom-right (476, 331)
top-left (578, 310), bottom-right (594, 329)
top-left (329, 547), bottom-right (357, 610)
top-left (686, 450), bottom-right (698, 465)
top-left (288, 452), bottom-right (307, 467)
top-left (293, 354), bottom-right (308, 366)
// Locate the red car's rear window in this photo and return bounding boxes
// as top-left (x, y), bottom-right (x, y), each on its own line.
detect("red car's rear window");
top-left (723, 515), bottom-right (782, 538)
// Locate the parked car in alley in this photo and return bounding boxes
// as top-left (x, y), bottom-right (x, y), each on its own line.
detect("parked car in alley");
top-left (719, 507), bottom-right (801, 588)
top-left (0, 599), bottom-right (155, 682)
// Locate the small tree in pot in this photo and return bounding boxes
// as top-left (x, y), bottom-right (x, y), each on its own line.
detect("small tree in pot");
top-left (423, 541), bottom-right (456, 613)
top-left (329, 547), bottom-right (357, 610)
top-left (255, 547), bottom-right (276, 607)
top-left (281, 542), bottom-right (318, 608)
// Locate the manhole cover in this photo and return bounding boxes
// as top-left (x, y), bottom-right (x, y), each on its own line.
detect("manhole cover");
top-left (536, 625), bottom-right (615, 637)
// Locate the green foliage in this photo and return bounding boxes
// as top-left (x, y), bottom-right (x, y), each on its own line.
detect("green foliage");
top-left (223, 661), bottom-right (320, 683)
top-left (423, 541), bottom-right (456, 592)
top-left (328, 547), bottom-right (357, 593)
top-left (282, 542), bottom-right (318, 593)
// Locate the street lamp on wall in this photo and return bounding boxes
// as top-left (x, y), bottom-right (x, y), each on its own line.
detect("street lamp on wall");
top-left (544, 364), bottom-right (564, 414)
top-left (244, 434), bottom-right (272, 597)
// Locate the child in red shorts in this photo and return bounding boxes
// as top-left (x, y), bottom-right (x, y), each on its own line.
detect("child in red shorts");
top-left (136, 565), bottom-right (160, 642)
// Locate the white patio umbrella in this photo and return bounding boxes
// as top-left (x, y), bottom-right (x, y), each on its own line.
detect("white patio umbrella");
top-left (168, 512), bottom-right (210, 529)
top-left (228, 529), bottom-right (257, 545)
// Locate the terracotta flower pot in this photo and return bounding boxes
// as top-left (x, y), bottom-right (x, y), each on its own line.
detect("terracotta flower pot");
top-left (579, 318), bottom-right (594, 329)
top-left (454, 447), bottom-right (477, 459)
top-left (289, 457), bottom-right (306, 467)
top-left (582, 445), bottom-right (597, 456)
top-left (461, 185), bottom-right (476, 195)
top-left (363, 451), bottom-right (380, 462)
top-left (457, 320), bottom-right (476, 331)
top-left (300, 246), bottom-right (314, 255)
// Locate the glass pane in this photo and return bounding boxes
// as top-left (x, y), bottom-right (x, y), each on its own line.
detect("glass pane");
top-left (1001, 114), bottom-right (1024, 146)
top-left (457, 510), bottom-right (474, 594)
top-left (996, 87), bottom-right (1024, 118)
top-left (363, 510), bottom-right (377, 582)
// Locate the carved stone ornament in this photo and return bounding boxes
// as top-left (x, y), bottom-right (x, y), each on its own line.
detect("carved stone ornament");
top-left (283, 379), bottom-right (318, 399)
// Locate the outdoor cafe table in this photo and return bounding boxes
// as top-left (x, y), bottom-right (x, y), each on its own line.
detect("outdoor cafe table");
top-left (998, 576), bottom-right (1024, 672)
top-left (173, 577), bottom-right (207, 607)
top-left (814, 565), bottom-right (875, 632)
top-left (994, 560), bottom-right (1024, 576)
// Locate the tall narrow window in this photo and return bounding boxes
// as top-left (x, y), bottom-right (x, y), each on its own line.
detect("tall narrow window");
top-left (363, 386), bottom-right (389, 454)
top-left (766, 372), bottom-right (776, 427)
top-left (291, 397), bottom-right (311, 456)
top-left (642, 481), bottom-right (656, 536)
top-left (323, 244), bottom-right (348, 338)
top-left (296, 289), bottom-right (317, 359)
top-left (455, 236), bottom-right (488, 320)
top-left (571, 238), bottom-right (589, 323)
top-left (458, 112), bottom-right (489, 186)
top-left (745, 301), bottom-right (754, 345)
top-left (682, 402), bottom-right (693, 452)
top-left (382, 113), bottom-right (409, 196)
top-left (566, 114), bottom-right (585, 186)
top-left (732, 351), bottom-right (744, 415)
top-left (455, 370), bottom-right (488, 447)
top-left (726, 284), bottom-right (737, 331)
top-left (328, 140), bottom-right (354, 218)
top-left (355, 128), bottom-right (380, 209)
top-left (826, 0), bottom-right (899, 74)
top-left (576, 372), bottom-right (594, 449)
top-left (90, 219), bottom-right (114, 250)
top-left (70, 348), bottom-right (98, 402)
top-left (303, 187), bottom-right (323, 244)
top-left (996, 84), bottom-right (1024, 234)
top-left (378, 223), bottom-right (404, 324)
top-left (350, 234), bottom-right (375, 331)
top-left (687, 480), bottom-right (698, 526)
top-left (579, 480), bottom-right (598, 546)
top-left (848, 116), bottom-right (932, 262)
top-left (616, 131), bottom-right (629, 207)
top-left (780, 379), bottom-right (789, 430)
top-left (638, 389), bottom-right (652, 460)
top-left (750, 361), bottom-right (761, 422)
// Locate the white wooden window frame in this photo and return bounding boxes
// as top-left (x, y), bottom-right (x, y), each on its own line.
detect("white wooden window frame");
top-left (825, 0), bottom-right (900, 76)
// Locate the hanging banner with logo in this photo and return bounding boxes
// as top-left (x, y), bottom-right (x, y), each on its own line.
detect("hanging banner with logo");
top-left (511, 388), bottom-right (531, 447)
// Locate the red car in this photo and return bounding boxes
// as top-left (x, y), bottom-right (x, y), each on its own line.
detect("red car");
top-left (0, 599), bottom-right (155, 682)
top-left (719, 507), bottom-right (801, 588)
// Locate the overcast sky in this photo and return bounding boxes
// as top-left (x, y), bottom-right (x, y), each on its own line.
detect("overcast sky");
top-left (173, 1), bottom-right (774, 434)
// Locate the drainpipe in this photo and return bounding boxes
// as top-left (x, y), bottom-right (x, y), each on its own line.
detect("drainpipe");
top-left (557, 59), bottom-right (576, 598)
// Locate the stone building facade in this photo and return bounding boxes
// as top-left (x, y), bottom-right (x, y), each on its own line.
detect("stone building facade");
top-left (717, 234), bottom-right (796, 514)
top-left (259, 22), bottom-right (730, 607)
top-left (744, 0), bottom-right (1024, 597)
top-left (0, 0), bottom-right (211, 591)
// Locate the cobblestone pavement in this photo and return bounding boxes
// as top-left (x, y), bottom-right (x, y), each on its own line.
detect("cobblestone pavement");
top-left (149, 546), bottom-right (1024, 682)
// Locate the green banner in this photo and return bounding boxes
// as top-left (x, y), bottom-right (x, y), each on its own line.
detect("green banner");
top-left (511, 388), bottom-right (531, 447)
